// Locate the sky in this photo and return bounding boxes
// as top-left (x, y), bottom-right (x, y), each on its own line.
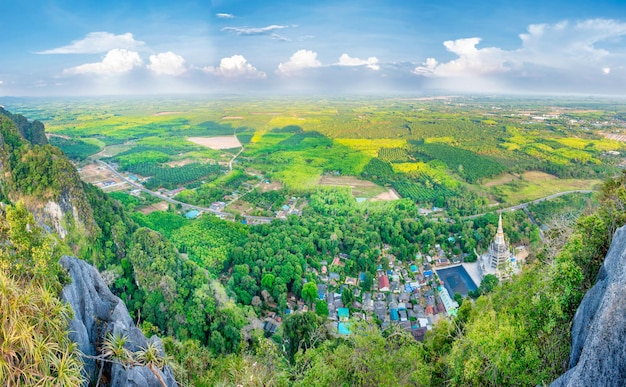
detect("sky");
top-left (1, 0), bottom-right (626, 96)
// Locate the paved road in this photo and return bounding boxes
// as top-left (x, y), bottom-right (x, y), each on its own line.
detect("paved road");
top-left (462, 190), bottom-right (594, 220)
top-left (228, 146), bottom-right (244, 172)
top-left (95, 160), bottom-right (275, 224)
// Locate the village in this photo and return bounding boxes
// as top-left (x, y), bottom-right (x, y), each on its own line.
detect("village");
top-left (262, 214), bottom-right (527, 341)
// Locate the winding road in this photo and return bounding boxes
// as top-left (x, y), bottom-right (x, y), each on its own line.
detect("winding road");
top-left (462, 190), bottom-right (594, 221)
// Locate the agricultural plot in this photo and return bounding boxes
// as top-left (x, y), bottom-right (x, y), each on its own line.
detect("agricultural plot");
top-left (77, 163), bottom-right (130, 192)
top-left (492, 171), bottom-right (601, 204)
top-left (125, 162), bottom-right (221, 190)
top-left (10, 96), bottom-right (626, 214)
top-left (318, 175), bottom-right (387, 198)
top-left (188, 136), bottom-right (242, 150)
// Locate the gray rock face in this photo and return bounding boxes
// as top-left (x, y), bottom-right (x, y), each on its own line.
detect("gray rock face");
top-left (60, 256), bottom-right (177, 387)
top-left (551, 225), bottom-right (626, 387)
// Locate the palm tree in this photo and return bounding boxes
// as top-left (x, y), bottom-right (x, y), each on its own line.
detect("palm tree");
top-left (136, 341), bottom-right (168, 387)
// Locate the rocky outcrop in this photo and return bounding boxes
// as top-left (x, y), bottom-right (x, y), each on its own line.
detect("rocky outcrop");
top-left (60, 256), bottom-right (177, 387)
top-left (551, 225), bottom-right (626, 387)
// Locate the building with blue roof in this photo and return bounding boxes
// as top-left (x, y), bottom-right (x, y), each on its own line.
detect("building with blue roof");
top-left (390, 308), bottom-right (399, 321)
top-left (338, 307), bottom-right (350, 321)
top-left (338, 322), bottom-right (351, 335)
top-left (185, 210), bottom-right (200, 219)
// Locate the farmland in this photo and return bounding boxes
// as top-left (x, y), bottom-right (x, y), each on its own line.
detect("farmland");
top-left (5, 95), bottom-right (626, 216)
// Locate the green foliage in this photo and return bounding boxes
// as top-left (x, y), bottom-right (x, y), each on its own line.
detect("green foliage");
top-left (283, 311), bottom-right (323, 362)
top-left (49, 136), bottom-right (101, 160)
top-left (361, 157), bottom-right (395, 182)
top-left (0, 203), bottom-right (83, 386)
top-left (295, 324), bottom-right (432, 386)
top-left (412, 142), bottom-right (507, 183)
top-left (128, 227), bottom-right (246, 353)
top-left (315, 300), bottom-right (329, 318)
top-left (170, 215), bottom-right (248, 272)
top-left (301, 282), bottom-right (318, 305)
top-left (378, 147), bottom-right (410, 163)
top-left (126, 162), bottom-right (221, 190)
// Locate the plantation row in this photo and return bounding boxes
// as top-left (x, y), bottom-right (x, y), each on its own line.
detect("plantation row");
top-left (393, 180), bottom-right (456, 203)
top-left (378, 147), bottom-right (410, 163)
top-left (125, 162), bottom-right (221, 190)
top-left (412, 142), bottom-right (506, 183)
top-left (49, 137), bottom-right (101, 160)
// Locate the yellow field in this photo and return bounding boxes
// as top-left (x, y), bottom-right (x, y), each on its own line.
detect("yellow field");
top-left (334, 139), bottom-right (407, 157)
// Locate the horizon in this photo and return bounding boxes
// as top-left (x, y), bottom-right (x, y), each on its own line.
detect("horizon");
top-left (2, 1), bottom-right (626, 97)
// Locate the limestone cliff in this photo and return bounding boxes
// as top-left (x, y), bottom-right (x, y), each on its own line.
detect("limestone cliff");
top-left (60, 255), bottom-right (177, 387)
top-left (0, 114), bottom-right (97, 239)
top-left (551, 225), bottom-right (626, 386)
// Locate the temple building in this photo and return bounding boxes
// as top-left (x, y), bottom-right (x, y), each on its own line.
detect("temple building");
top-left (478, 214), bottom-right (518, 281)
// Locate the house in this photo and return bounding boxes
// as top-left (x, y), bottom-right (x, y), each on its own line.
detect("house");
top-left (321, 265), bottom-right (327, 275)
top-left (329, 272), bottom-right (340, 281)
top-left (378, 275), bottom-right (390, 292)
top-left (344, 277), bottom-right (358, 286)
top-left (337, 322), bottom-right (351, 335)
top-left (185, 210), bottom-right (200, 219)
top-left (263, 321), bottom-right (277, 334)
top-left (390, 308), bottom-right (399, 321)
top-left (338, 308), bottom-right (350, 322)
top-left (412, 327), bottom-right (428, 342)
top-left (399, 310), bottom-right (408, 322)
top-left (317, 284), bottom-right (328, 300)
top-left (374, 301), bottom-right (387, 321)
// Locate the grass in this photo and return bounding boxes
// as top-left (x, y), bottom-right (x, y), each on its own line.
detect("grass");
top-left (494, 171), bottom-right (601, 204)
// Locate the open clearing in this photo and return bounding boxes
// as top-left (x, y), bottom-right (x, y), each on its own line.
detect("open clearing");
top-left (484, 173), bottom-right (519, 187)
top-left (92, 144), bottom-right (133, 158)
top-left (165, 158), bottom-right (195, 167)
top-left (498, 171), bottom-right (600, 204)
top-left (319, 175), bottom-right (387, 198)
top-left (261, 180), bottom-right (283, 192)
top-left (153, 111), bottom-right (183, 116)
top-left (370, 188), bottom-right (401, 202)
top-left (188, 136), bottom-right (242, 150)
top-left (78, 163), bottom-right (129, 192)
top-left (139, 201), bottom-right (169, 215)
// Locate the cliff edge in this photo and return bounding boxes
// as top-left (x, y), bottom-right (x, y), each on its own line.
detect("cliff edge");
top-left (60, 255), bottom-right (177, 387)
top-left (551, 225), bottom-right (626, 386)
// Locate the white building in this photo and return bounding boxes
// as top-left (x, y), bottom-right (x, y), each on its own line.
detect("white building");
top-left (478, 214), bottom-right (518, 281)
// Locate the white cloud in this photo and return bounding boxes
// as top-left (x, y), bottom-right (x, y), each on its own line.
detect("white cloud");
top-left (413, 37), bottom-right (508, 77)
top-left (338, 54), bottom-right (380, 70)
top-left (222, 25), bottom-right (289, 36)
top-left (204, 55), bottom-right (266, 79)
top-left (413, 19), bottom-right (626, 82)
top-left (216, 13), bottom-right (234, 19)
top-left (276, 49), bottom-right (322, 76)
top-left (38, 32), bottom-right (145, 54)
top-left (63, 49), bottom-right (143, 75)
top-left (148, 52), bottom-right (186, 76)
top-left (0, 80), bottom-right (3, 85)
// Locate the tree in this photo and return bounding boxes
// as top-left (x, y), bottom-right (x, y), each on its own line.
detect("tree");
top-left (315, 300), bottom-right (329, 318)
top-left (283, 311), bottom-right (322, 361)
top-left (480, 274), bottom-right (499, 294)
top-left (301, 282), bottom-right (318, 305)
top-left (341, 287), bottom-right (354, 307)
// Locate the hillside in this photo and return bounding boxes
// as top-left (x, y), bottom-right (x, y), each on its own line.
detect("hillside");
top-left (1, 106), bottom-right (626, 386)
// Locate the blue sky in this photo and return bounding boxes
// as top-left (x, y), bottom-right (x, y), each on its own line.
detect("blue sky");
top-left (1, 0), bottom-right (626, 96)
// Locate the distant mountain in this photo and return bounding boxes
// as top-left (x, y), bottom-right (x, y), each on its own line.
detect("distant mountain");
top-left (0, 106), bottom-right (48, 146)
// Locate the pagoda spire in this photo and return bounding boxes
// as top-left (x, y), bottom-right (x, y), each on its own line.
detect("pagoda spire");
top-left (494, 213), bottom-right (505, 245)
